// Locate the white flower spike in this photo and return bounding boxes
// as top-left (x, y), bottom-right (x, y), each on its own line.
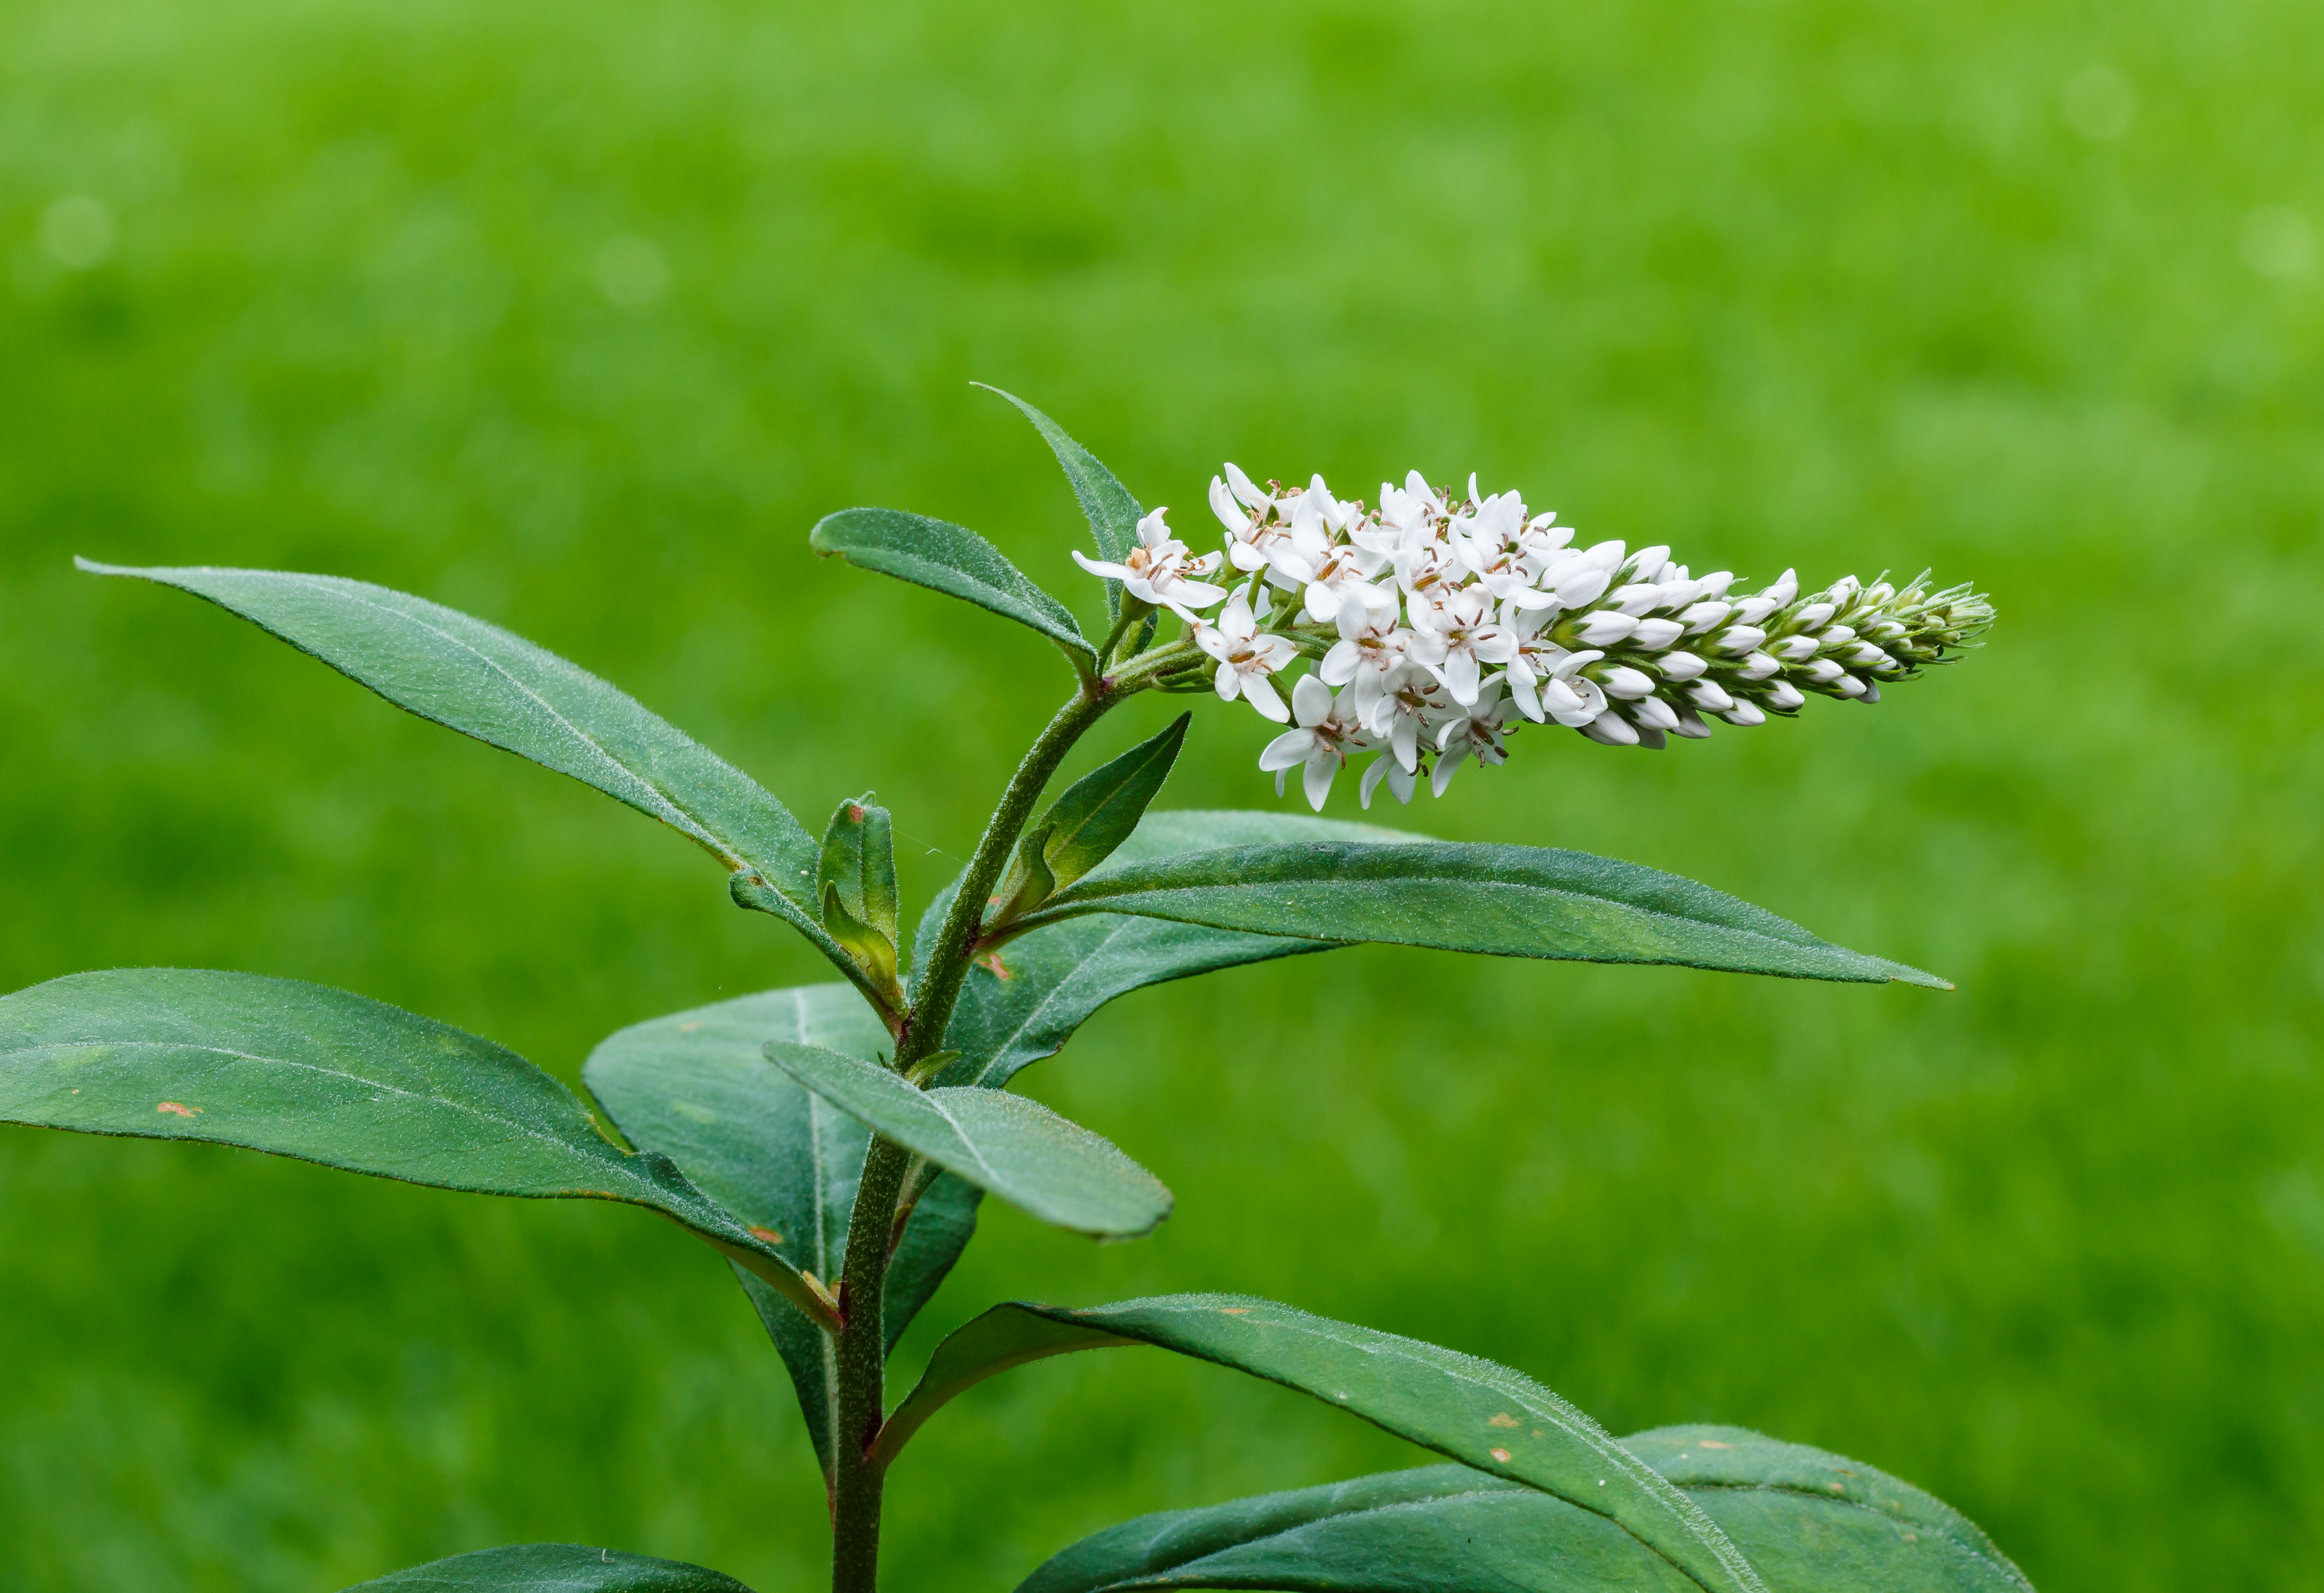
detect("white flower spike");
top-left (1083, 465), bottom-right (1993, 808)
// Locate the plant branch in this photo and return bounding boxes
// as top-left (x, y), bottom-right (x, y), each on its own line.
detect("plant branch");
top-left (824, 680), bottom-right (1124, 1593)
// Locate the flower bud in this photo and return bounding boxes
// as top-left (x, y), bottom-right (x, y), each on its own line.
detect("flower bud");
top-left (1722, 701), bottom-right (1769, 727)
top-left (1575, 610), bottom-right (1639, 646)
top-left (1608, 583), bottom-right (1661, 617)
top-left (1687, 680), bottom-right (1735, 712)
top-left (1628, 617), bottom-right (1686, 649)
top-left (1765, 680), bottom-right (1805, 710)
top-left (1737, 651), bottom-right (1781, 680)
top-left (1595, 664), bottom-right (1656, 699)
top-left (1581, 709), bottom-right (1640, 745)
top-left (1680, 600), bottom-right (1732, 634)
top-left (1714, 625), bottom-right (1766, 655)
top-left (1657, 651), bottom-right (1708, 682)
top-left (1631, 695), bottom-right (1681, 731)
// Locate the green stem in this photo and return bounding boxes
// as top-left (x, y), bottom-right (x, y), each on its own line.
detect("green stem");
top-left (902, 686), bottom-right (1119, 1062)
top-left (825, 681), bottom-right (1123, 1593)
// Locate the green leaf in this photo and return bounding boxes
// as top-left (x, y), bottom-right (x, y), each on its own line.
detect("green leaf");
top-left (1011, 839), bottom-right (1947, 988)
top-left (1016, 1464), bottom-right (1694, 1593)
top-left (77, 561), bottom-right (819, 910)
top-left (975, 384), bottom-right (1144, 621)
top-left (992, 715), bottom-right (1191, 924)
top-left (809, 506), bottom-right (1095, 666)
top-left (341, 1543), bottom-right (756, 1591)
top-left (763, 1041), bottom-right (1171, 1239)
top-left (875, 1294), bottom-right (1762, 1593)
top-left (819, 794), bottom-right (905, 1006)
top-left (1628, 1426), bottom-right (2031, 1591)
top-left (583, 985), bottom-right (980, 1475)
top-left (0, 969), bottom-right (834, 1328)
top-left (1017, 1429), bottom-right (2034, 1593)
top-left (928, 811), bottom-right (1406, 1091)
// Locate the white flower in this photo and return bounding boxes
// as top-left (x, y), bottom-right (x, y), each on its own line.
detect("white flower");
top-left (1318, 583), bottom-right (1408, 711)
top-left (1503, 616), bottom-right (1607, 727)
top-left (1407, 584), bottom-right (1515, 705)
top-left (1449, 481), bottom-right (1561, 610)
top-left (1431, 679), bottom-right (1519, 795)
top-left (1536, 540), bottom-right (1625, 609)
top-left (1196, 592), bottom-right (1298, 722)
top-left (1363, 661), bottom-right (1453, 772)
top-left (1073, 508), bottom-right (1229, 621)
top-left (1258, 676), bottom-right (1371, 811)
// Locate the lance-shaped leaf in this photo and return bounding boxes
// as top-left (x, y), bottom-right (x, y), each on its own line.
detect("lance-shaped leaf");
top-left (342, 1543), bottom-right (757, 1591)
top-left (1018, 1428), bottom-right (2033, 1593)
top-left (1007, 840), bottom-right (1947, 988)
top-left (809, 506), bottom-right (1095, 667)
top-left (976, 384), bottom-right (1143, 621)
top-left (928, 811), bottom-right (1410, 1092)
top-left (763, 1041), bottom-right (1170, 1240)
top-left (991, 715), bottom-right (1191, 925)
top-left (874, 1295), bottom-right (1762, 1593)
top-left (78, 561), bottom-right (820, 909)
top-left (0, 968), bottom-right (835, 1330)
top-left (818, 794), bottom-right (905, 1008)
top-left (584, 986), bottom-right (980, 1474)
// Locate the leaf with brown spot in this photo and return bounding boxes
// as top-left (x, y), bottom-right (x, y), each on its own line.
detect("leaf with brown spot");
top-left (0, 969), bottom-right (829, 1330)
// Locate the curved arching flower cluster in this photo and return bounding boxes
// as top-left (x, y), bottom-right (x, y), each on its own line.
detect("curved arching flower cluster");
top-left (1073, 466), bottom-right (1992, 811)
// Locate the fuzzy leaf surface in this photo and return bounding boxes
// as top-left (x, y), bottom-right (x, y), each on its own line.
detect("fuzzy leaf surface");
top-left (1015, 840), bottom-right (1945, 988)
top-left (1017, 1429), bottom-right (2032, 1593)
top-left (809, 506), bottom-right (1095, 663)
top-left (0, 969), bottom-right (829, 1325)
top-left (584, 985), bottom-right (978, 1472)
top-left (77, 561), bottom-right (821, 913)
top-left (875, 1294), bottom-right (1761, 1593)
top-left (928, 811), bottom-right (1410, 1091)
top-left (341, 1543), bottom-right (756, 1590)
top-left (976, 384), bottom-right (1143, 620)
top-left (764, 1041), bottom-right (1171, 1239)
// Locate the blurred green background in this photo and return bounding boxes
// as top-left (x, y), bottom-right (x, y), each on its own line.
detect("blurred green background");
top-left (3, 0), bottom-right (2320, 1588)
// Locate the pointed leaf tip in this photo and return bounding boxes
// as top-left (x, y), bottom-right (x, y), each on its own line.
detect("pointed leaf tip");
top-left (809, 506), bottom-right (1094, 664)
top-left (973, 383), bottom-right (1145, 620)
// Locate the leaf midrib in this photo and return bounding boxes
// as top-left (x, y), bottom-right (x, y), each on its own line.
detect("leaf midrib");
top-left (4, 1036), bottom-right (608, 1162)
top-left (1053, 876), bottom-right (1845, 963)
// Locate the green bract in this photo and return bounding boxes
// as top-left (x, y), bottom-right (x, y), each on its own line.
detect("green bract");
top-left (6, 397), bottom-right (2009, 1593)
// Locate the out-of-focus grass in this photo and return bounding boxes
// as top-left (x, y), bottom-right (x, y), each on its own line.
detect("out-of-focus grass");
top-left (3, 0), bottom-right (2320, 1588)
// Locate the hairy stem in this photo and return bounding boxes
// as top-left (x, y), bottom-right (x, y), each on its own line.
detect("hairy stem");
top-left (825, 681), bottom-right (1122, 1593)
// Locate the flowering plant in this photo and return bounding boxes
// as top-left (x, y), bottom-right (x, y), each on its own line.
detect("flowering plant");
top-left (0, 391), bottom-right (2021, 1593)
